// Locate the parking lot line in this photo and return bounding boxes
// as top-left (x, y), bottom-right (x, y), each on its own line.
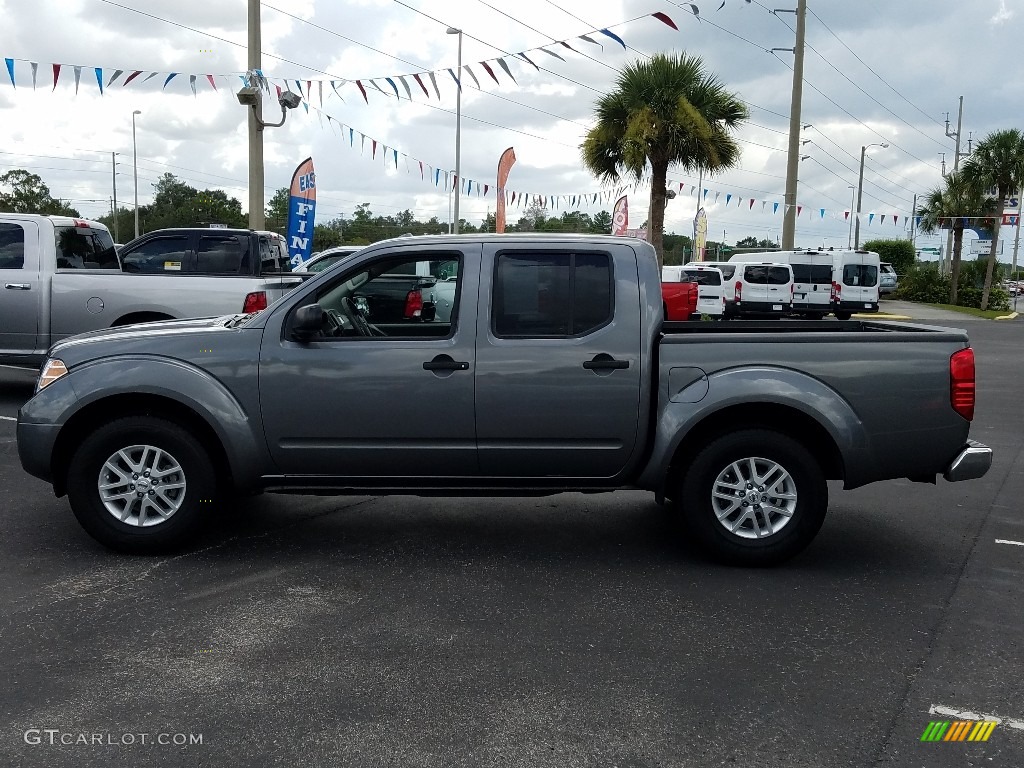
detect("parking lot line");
top-left (0, 415), bottom-right (16, 422)
top-left (930, 705), bottom-right (1024, 732)
top-left (995, 539), bottom-right (1024, 546)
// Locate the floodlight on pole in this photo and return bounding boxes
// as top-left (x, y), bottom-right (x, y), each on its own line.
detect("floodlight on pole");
top-left (447, 27), bottom-right (463, 234)
top-left (854, 143), bottom-right (888, 249)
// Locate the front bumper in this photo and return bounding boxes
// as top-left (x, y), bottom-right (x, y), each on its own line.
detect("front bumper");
top-left (944, 440), bottom-right (993, 482)
top-left (17, 420), bottom-right (61, 485)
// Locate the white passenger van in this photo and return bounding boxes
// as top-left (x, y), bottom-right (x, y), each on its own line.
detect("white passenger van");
top-left (677, 265), bottom-right (726, 317)
top-left (702, 260), bottom-right (793, 317)
top-left (731, 250), bottom-right (834, 319)
top-left (831, 249), bottom-right (881, 319)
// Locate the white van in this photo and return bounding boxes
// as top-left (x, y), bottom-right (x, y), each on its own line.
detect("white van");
top-left (677, 265), bottom-right (726, 317)
top-left (704, 260), bottom-right (793, 317)
top-left (832, 250), bottom-right (880, 319)
top-left (731, 250), bottom-right (833, 319)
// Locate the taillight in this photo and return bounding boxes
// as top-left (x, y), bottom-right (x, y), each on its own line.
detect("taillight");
top-left (735, 281), bottom-right (742, 302)
top-left (404, 289), bottom-right (423, 319)
top-left (243, 291), bottom-right (267, 313)
top-left (950, 348), bottom-right (975, 421)
top-left (831, 281), bottom-right (841, 303)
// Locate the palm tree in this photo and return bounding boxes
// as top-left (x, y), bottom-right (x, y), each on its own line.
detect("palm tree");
top-left (916, 171), bottom-right (996, 305)
top-left (581, 53), bottom-right (748, 266)
top-left (961, 129), bottom-right (1024, 309)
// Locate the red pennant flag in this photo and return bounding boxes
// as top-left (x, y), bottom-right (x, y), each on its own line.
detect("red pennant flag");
top-left (206, 74), bottom-right (217, 91)
top-left (480, 61), bottom-right (500, 85)
top-left (275, 84), bottom-right (282, 99)
top-left (651, 11), bottom-right (679, 29)
top-left (749, 199), bottom-right (755, 209)
top-left (418, 160), bottom-right (423, 179)
top-left (52, 63), bottom-right (61, 90)
top-left (372, 140), bottom-right (377, 159)
top-left (844, 211), bottom-right (850, 221)
top-left (355, 80), bottom-right (368, 103)
top-left (412, 73), bottom-right (430, 97)
top-left (123, 70), bottom-right (143, 86)
top-left (484, 184), bottom-right (489, 196)
top-left (797, 205), bottom-right (803, 217)
top-left (894, 215), bottom-right (899, 226)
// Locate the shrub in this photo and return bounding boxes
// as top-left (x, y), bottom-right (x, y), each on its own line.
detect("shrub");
top-left (894, 264), bottom-right (950, 303)
top-left (863, 239), bottom-right (916, 275)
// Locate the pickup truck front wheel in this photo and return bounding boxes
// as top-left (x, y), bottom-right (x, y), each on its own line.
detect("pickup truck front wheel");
top-left (679, 429), bottom-right (827, 566)
top-left (66, 416), bottom-right (216, 553)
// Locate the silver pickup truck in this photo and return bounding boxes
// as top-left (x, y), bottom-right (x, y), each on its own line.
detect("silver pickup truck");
top-left (17, 234), bottom-right (992, 565)
top-left (0, 214), bottom-right (300, 366)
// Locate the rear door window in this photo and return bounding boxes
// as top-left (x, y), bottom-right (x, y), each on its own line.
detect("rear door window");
top-left (121, 236), bottom-right (191, 273)
top-left (791, 263), bottom-right (830, 283)
top-left (196, 235), bottom-right (251, 274)
top-left (744, 265), bottom-right (769, 284)
top-left (682, 270), bottom-right (722, 286)
top-left (843, 264), bottom-right (878, 287)
top-left (768, 266), bottom-right (792, 285)
top-left (0, 222), bottom-right (25, 269)
top-left (54, 226), bottom-right (119, 269)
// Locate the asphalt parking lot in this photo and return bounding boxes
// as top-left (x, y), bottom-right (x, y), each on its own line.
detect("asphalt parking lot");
top-left (1, 309), bottom-right (1021, 767)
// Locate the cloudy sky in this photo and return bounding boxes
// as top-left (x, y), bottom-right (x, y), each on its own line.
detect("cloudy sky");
top-left (2, 0), bottom-right (1022, 255)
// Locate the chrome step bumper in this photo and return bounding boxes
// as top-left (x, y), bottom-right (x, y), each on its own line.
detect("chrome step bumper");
top-left (944, 440), bottom-right (993, 482)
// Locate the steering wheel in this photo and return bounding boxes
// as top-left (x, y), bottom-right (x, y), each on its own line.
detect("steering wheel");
top-left (339, 296), bottom-right (384, 337)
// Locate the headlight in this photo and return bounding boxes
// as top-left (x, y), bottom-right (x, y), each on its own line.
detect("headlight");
top-left (37, 358), bottom-right (69, 392)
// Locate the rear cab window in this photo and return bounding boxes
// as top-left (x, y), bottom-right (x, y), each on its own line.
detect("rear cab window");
top-left (121, 235), bottom-right (191, 273)
top-left (492, 250), bottom-right (612, 338)
top-left (0, 222), bottom-right (25, 269)
top-left (196, 235), bottom-right (252, 275)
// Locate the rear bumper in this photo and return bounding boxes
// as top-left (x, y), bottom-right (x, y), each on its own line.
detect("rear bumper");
top-left (838, 300), bottom-right (879, 312)
top-left (734, 301), bottom-right (788, 314)
top-left (944, 440), bottom-right (993, 482)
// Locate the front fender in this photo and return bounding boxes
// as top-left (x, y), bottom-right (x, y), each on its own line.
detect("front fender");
top-left (20, 356), bottom-right (264, 493)
top-left (637, 365), bottom-right (876, 490)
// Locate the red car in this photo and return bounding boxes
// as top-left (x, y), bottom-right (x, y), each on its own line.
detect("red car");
top-left (661, 280), bottom-right (699, 320)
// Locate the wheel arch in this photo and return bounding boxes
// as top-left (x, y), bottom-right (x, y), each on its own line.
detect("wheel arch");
top-left (111, 311), bottom-right (176, 327)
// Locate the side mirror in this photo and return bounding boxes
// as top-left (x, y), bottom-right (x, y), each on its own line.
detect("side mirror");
top-left (291, 304), bottom-right (326, 340)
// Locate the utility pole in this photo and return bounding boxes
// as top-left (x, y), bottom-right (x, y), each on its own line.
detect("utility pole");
top-left (248, 0), bottom-right (265, 230)
top-left (942, 97), bottom-right (966, 275)
top-left (778, 0), bottom-right (807, 250)
top-left (910, 193), bottom-right (917, 245)
top-left (1012, 187), bottom-right (1022, 311)
top-left (110, 152), bottom-right (119, 242)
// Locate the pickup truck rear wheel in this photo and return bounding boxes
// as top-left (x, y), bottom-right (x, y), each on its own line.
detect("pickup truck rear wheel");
top-left (678, 429), bottom-right (827, 566)
top-left (66, 416), bottom-right (216, 553)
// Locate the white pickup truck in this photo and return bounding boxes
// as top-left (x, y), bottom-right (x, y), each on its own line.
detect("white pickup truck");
top-left (0, 214), bottom-right (301, 366)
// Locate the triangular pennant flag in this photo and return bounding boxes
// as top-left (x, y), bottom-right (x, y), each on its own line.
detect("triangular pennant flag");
top-left (73, 66), bottom-right (81, 94)
top-left (496, 58), bottom-right (517, 84)
top-left (537, 47), bottom-right (566, 62)
top-left (393, 148), bottom-right (398, 168)
top-left (796, 205), bottom-right (803, 217)
top-left (189, 74), bottom-right (197, 96)
top-left (516, 52), bottom-right (540, 71)
top-left (294, 80), bottom-right (303, 96)
top-left (703, 189), bottom-right (709, 200)
top-left (355, 79), bottom-right (368, 103)
top-left (484, 184), bottom-right (489, 196)
top-left (368, 79), bottom-right (388, 96)
top-left (467, 180), bottom-right (472, 195)
top-left (762, 201), bottom-right (767, 211)
top-left (124, 70), bottom-right (143, 86)
top-left (480, 61), bottom-right (500, 85)
top-left (52, 64), bottom-right (61, 90)
top-left (143, 72), bottom-right (159, 82)
top-left (107, 69), bottom-right (123, 87)
top-left (307, 80), bottom-right (312, 96)
top-left (894, 215), bottom-right (899, 226)
top-left (4, 58), bottom-right (14, 89)
top-left (598, 28), bottom-right (627, 49)
top-left (427, 71), bottom-right (441, 99)
top-left (318, 80), bottom-right (323, 106)
top-left (726, 194), bottom-right (732, 205)
top-left (206, 74), bottom-right (217, 91)
top-left (163, 73), bottom-right (178, 89)
top-left (447, 68), bottom-right (460, 91)
top-left (418, 160), bottom-right (424, 179)
top-left (397, 76), bottom-right (413, 100)
top-left (869, 213), bottom-right (875, 224)
top-left (361, 134), bottom-right (366, 153)
top-left (844, 211), bottom-right (850, 221)
top-left (348, 127), bottom-right (353, 146)
top-left (412, 73), bottom-right (430, 97)
top-left (715, 192), bottom-right (721, 203)
top-left (30, 62), bottom-right (38, 90)
top-left (773, 202), bottom-right (779, 214)
top-left (331, 81), bottom-right (345, 101)
top-left (462, 65), bottom-right (481, 89)
top-left (880, 214), bottom-right (886, 224)
top-left (820, 208), bottom-right (825, 219)
top-left (384, 77), bottom-right (400, 99)
top-left (559, 41), bottom-right (579, 54)
top-left (302, 100), bottom-right (308, 113)
top-left (749, 199), bottom-right (755, 209)
top-left (651, 11), bottom-right (679, 29)
top-left (95, 68), bottom-right (104, 93)
top-left (275, 84), bottom-right (282, 99)
top-left (579, 34), bottom-right (602, 49)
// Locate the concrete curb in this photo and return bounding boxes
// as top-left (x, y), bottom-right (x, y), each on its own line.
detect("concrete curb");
top-left (994, 312), bottom-right (1019, 321)
top-left (855, 313), bottom-right (913, 320)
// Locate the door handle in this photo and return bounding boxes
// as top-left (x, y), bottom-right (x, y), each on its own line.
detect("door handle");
top-left (423, 355), bottom-right (470, 371)
top-left (5, 283), bottom-right (31, 290)
top-left (583, 354), bottom-right (629, 370)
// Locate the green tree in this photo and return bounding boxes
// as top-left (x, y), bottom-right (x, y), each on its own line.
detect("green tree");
top-left (266, 188), bottom-right (289, 234)
top-left (0, 170), bottom-right (79, 215)
top-left (590, 210), bottom-right (613, 233)
top-left (914, 171), bottom-right (995, 304)
top-left (581, 52), bottom-right (747, 267)
top-left (861, 239), bottom-right (917, 280)
top-left (961, 129), bottom-right (1024, 309)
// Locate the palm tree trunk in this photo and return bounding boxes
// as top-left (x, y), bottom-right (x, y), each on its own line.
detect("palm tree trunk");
top-left (980, 187), bottom-right (1003, 310)
top-left (950, 226), bottom-right (964, 305)
top-left (648, 161), bottom-right (668, 269)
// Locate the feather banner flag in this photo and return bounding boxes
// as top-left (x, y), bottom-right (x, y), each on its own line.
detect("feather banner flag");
top-left (286, 157), bottom-right (316, 269)
top-left (612, 195), bottom-right (629, 235)
top-left (495, 147), bottom-right (517, 233)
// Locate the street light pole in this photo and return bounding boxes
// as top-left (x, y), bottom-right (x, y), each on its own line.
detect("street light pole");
top-left (854, 143), bottom-right (887, 249)
top-left (110, 152), bottom-right (119, 242)
top-left (132, 110), bottom-right (141, 239)
top-left (847, 185), bottom-right (855, 249)
top-left (447, 27), bottom-right (462, 235)
top-left (780, 0), bottom-right (807, 250)
top-left (248, 0), bottom-right (265, 230)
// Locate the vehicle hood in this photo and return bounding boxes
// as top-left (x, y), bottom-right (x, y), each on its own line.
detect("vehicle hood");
top-left (49, 315), bottom-right (254, 366)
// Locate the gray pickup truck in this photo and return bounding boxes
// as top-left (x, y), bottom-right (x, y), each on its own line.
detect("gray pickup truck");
top-left (17, 234), bottom-right (991, 565)
top-left (0, 214), bottom-right (299, 366)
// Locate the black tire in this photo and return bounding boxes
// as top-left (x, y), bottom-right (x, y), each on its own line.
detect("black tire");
top-left (677, 429), bottom-right (828, 566)
top-left (834, 311), bottom-right (852, 321)
top-left (66, 416), bottom-right (217, 553)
